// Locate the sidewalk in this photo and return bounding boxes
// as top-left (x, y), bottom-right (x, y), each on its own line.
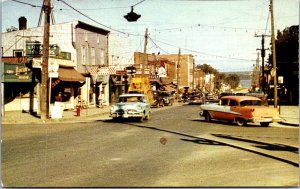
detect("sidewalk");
top-left (1, 106), bottom-right (111, 125)
top-left (279, 105), bottom-right (299, 126)
top-left (1, 104), bottom-right (299, 126)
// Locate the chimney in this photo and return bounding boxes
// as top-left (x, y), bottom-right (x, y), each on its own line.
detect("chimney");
top-left (18, 16), bottom-right (27, 30)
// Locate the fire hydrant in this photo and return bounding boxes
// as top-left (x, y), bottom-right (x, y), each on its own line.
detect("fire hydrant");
top-left (76, 106), bottom-right (81, 116)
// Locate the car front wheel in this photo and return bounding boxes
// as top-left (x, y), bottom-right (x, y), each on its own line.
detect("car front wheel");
top-left (235, 118), bottom-right (247, 126)
top-left (260, 122), bottom-right (270, 127)
top-left (204, 112), bottom-right (211, 122)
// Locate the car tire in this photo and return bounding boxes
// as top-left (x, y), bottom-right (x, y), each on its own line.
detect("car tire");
top-left (156, 102), bottom-right (160, 108)
top-left (260, 122), bottom-right (270, 127)
top-left (145, 113), bottom-right (150, 120)
top-left (139, 116), bottom-right (144, 122)
top-left (204, 112), bottom-right (211, 122)
top-left (236, 118), bottom-right (247, 126)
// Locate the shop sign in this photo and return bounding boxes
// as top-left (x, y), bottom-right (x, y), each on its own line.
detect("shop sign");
top-left (3, 62), bottom-right (33, 82)
top-left (116, 70), bottom-right (126, 75)
top-left (26, 41), bottom-right (60, 57)
top-left (150, 74), bottom-right (159, 81)
top-left (32, 58), bottom-right (42, 69)
top-left (158, 66), bottom-right (167, 78)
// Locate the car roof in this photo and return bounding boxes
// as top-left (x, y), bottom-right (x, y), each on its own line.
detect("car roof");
top-left (119, 93), bottom-right (145, 97)
top-left (220, 95), bottom-right (261, 102)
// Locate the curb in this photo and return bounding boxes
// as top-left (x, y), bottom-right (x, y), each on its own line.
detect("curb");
top-left (279, 121), bottom-right (299, 127)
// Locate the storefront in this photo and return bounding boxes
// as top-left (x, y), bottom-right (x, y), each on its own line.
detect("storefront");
top-left (2, 62), bottom-right (39, 114)
top-left (50, 66), bottom-right (86, 110)
top-left (93, 75), bottom-right (109, 107)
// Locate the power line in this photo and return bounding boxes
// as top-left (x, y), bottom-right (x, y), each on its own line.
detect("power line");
top-left (57, 0), bottom-right (143, 37)
top-left (150, 36), bottom-right (256, 62)
top-left (11, 0), bottom-right (42, 7)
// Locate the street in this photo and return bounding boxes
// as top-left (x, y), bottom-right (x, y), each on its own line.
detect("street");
top-left (2, 104), bottom-right (298, 187)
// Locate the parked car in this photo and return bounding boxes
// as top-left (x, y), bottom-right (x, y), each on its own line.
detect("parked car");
top-left (187, 92), bottom-right (204, 105)
top-left (151, 91), bottom-right (165, 107)
top-left (110, 94), bottom-right (152, 122)
top-left (199, 95), bottom-right (282, 127)
top-left (160, 91), bottom-right (175, 106)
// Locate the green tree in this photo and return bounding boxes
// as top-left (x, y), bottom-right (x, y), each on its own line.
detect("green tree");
top-left (6, 26), bottom-right (18, 32)
top-left (268, 25), bottom-right (299, 104)
top-left (196, 64), bottom-right (218, 74)
top-left (225, 74), bottom-right (240, 89)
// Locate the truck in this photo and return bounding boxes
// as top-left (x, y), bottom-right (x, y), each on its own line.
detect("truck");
top-left (128, 77), bottom-right (155, 105)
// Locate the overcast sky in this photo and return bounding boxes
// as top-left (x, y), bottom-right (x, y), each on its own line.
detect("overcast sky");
top-left (2, 0), bottom-right (299, 72)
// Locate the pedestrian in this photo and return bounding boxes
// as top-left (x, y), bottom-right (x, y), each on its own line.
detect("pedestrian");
top-left (98, 91), bottom-right (104, 108)
top-left (55, 92), bottom-right (63, 102)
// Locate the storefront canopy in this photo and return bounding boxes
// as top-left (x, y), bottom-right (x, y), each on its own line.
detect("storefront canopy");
top-left (58, 67), bottom-right (85, 82)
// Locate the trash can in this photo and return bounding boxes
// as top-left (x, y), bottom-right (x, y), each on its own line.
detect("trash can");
top-left (51, 102), bottom-right (64, 119)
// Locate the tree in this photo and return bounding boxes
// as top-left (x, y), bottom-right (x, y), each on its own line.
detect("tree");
top-left (196, 64), bottom-right (218, 74)
top-left (6, 26), bottom-right (18, 32)
top-left (225, 74), bottom-right (240, 89)
top-left (267, 25), bottom-right (299, 104)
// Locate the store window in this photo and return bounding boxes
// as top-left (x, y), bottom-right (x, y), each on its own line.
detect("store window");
top-left (100, 49), bottom-right (105, 65)
top-left (91, 47), bottom-right (95, 65)
top-left (82, 46), bottom-right (87, 65)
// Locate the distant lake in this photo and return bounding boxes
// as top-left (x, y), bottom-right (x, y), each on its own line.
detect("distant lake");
top-left (240, 80), bottom-right (251, 88)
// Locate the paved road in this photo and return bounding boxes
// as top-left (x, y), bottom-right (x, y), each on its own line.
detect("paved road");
top-left (2, 105), bottom-right (298, 187)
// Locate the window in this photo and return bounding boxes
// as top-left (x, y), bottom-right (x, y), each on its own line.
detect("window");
top-left (229, 100), bottom-right (238, 106)
top-left (82, 46), bottom-right (86, 65)
top-left (221, 99), bottom-right (228, 106)
top-left (91, 47), bottom-right (95, 65)
top-left (13, 50), bottom-right (23, 57)
top-left (99, 49), bottom-right (105, 65)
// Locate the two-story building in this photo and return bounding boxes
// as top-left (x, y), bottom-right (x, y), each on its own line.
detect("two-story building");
top-left (133, 52), bottom-right (195, 92)
top-left (2, 17), bottom-right (111, 114)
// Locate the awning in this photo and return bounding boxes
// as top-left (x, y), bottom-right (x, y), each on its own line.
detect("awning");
top-left (58, 67), bottom-right (85, 82)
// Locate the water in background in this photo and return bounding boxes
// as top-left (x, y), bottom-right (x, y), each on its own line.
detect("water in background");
top-left (240, 80), bottom-right (251, 88)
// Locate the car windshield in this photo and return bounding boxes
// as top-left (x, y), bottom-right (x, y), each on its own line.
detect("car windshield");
top-left (119, 96), bottom-right (143, 103)
top-left (240, 100), bottom-right (262, 106)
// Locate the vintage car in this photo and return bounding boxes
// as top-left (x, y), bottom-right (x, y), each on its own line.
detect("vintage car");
top-left (187, 92), bottom-right (204, 105)
top-left (110, 94), bottom-right (152, 122)
top-left (199, 96), bottom-right (282, 127)
top-left (160, 91), bottom-right (174, 106)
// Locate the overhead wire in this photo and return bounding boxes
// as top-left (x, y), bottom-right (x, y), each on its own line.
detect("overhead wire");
top-left (57, 0), bottom-right (143, 37)
top-left (149, 36), bottom-right (256, 62)
top-left (10, 0), bottom-right (42, 7)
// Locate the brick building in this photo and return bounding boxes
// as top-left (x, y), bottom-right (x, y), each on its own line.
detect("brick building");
top-left (133, 52), bottom-right (195, 91)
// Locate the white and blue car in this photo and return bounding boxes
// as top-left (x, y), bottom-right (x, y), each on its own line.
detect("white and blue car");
top-left (110, 94), bottom-right (152, 122)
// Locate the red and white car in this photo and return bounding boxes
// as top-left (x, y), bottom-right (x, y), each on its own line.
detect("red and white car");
top-left (199, 96), bottom-right (282, 126)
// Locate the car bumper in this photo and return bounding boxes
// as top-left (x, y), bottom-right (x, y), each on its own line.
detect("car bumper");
top-left (250, 117), bottom-right (282, 123)
top-left (110, 111), bottom-right (144, 118)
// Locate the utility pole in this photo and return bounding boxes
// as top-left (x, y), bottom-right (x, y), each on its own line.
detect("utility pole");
top-left (270, 0), bottom-right (278, 107)
top-left (41, 0), bottom-right (51, 120)
top-left (176, 48), bottom-right (181, 93)
top-left (255, 34), bottom-right (270, 93)
top-left (38, 0), bottom-right (55, 27)
top-left (142, 28), bottom-right (148, 78)
top-left (192, 57), bottom-right (195, 91)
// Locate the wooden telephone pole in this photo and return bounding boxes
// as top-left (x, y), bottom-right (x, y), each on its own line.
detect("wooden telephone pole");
top-left (142, 28), bottom-right (148, 78)
top-left (176, 48), bottom-right (181, 92)
top-left (40, 0), bottom-right (51, 120)
top-left (270, 0), bottom-right (278, 107)
top-left (255, 34), bottom-right (270, 93)
top-left (192, 57), bottom-right (195, 91)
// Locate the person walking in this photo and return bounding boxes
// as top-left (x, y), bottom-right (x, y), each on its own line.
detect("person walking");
top-left (98, 91), bottom-right (104, 108)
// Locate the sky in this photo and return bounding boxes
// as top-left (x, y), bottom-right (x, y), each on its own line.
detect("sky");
top-left (2, 0), bottom-right (299, 72)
